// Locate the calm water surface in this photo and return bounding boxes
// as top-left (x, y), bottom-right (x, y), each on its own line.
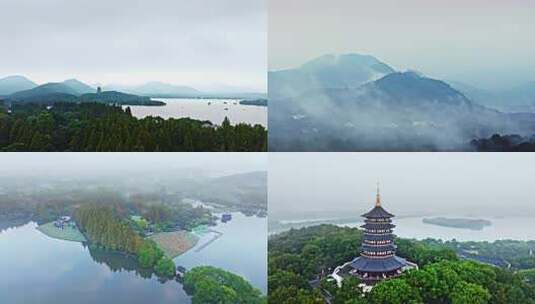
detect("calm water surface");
top-left (125, 98), bottom-right (267, 126)
top-left (175, 213), bottom-right (267, 293)
top-left (342, 216), bottom-right (535, 241)
top-left (0, 213), bottom-right (266, 304)
top-left (273, 216), bottom-right (535, 242)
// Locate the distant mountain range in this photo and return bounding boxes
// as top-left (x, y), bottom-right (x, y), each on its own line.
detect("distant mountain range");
top-left (0, 75), bottom-right (266, 108)
top-left (0, 75), bottom-right (266, 106)
top-left (2, 78), bottom-right (162, 106)
top-left (269, 53), bottom-right (535, 151)
top-left (447, 80), bottom-right (535, 113)
top-left (270, 54), bottom-right (394, 100)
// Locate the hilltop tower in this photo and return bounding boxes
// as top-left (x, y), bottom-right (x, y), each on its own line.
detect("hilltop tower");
top-left (331, 184), bottom-right (416, 287)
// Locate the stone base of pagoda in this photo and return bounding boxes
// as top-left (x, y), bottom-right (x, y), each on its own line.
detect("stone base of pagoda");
top-left (350, 269), bottom-right (403, 285)
top-left (331, 258), bottom-right (417, 289)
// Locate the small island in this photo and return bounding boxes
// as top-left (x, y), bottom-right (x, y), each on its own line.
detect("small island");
top-left (183, 266), bottom-right (265, 303)
top-left (239, 99), bottom-right (267, 107)
top-left (422, 217), bottom-right (492, 230)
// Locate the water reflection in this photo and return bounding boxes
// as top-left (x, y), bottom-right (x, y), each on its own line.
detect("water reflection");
top-left (88, 247), bottom-right (155, 280)
top-left (0, 213), bottom-right (267, 303)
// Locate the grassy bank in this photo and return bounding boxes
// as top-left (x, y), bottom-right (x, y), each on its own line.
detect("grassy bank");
top-left (37, 222), bottom-right (86, 242)
top-left (149, 231), bottom-right (199, 258)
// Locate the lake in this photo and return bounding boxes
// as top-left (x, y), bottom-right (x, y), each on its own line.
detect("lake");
top-left (125, 98), bottom-right (267, 126)
top-left (0, 213), bottom-right (266, 304)
top-left (272, 216), bottom-right (535, 242)
top-left (392, 216), bottom-right (535, 242)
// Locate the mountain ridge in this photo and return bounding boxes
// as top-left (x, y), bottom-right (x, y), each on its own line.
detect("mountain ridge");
top-left (269, 53), bottom-right (535, 151)
top-left (0, 75), bottom-right (38, 95)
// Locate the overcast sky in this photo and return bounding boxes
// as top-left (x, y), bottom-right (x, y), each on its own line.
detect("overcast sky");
top-left (269, 153), bottom-right (535, 218)
top-left (0, 0), bottom-right (266, 92)
top-left (269, 0), bottom-right (535, 90)
top-left (0, 153), bottom-right (267, 178)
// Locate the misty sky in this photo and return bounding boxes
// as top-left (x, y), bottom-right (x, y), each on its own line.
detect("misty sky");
top-left (269, 153), bottom-right (535, 218)
top-left (0, 153), bottom-right (266, 178)
top-left (269, 0), bottom-right (535, 90)
top-left (0, 0), bottom-right (266, 92)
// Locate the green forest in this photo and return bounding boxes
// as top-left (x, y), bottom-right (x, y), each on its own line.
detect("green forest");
top-left (183, 266), bottom-right (266, 304)
top-left (75, 205), bottom-right (175, 278)
top-left (0, 102), bottom-right (267, 151)
top-left (0, 186), bottom-right (214, 232)
top-left (268, 225), bottom-right (535, 304)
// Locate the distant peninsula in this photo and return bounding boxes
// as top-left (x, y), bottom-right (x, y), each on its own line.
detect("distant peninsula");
top-left (80, 91), bottom-right (165, 106)
top-left (239, 99), bottom-right (267, 107)
top-left (422, 217), bottom-right (492, 230)
top-left (5, 81), bottom-right (165, 106)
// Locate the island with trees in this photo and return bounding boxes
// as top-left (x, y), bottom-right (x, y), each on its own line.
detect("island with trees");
top-left (422, 217), bottom-right (492, 230)
top-left (239, 99), bottom-right (268, 107)
top-left (183, 266), bottom-right (266, 304)
top-left (0, 102), bottom-right (267, 151)
top-left (268, 225), bottom-right (535, 304)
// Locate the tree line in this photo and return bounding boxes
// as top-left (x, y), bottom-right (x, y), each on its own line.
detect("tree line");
top-left (74, 205), bottom-right (175, 278)
top-left (268, 225), bottom-right (535, 304)
top-left (0, 102), bottom-right (267, 151)
top-left (183, 266), bottom-right (266, 304)
top-left (471, 134), bottom-right (535, 152)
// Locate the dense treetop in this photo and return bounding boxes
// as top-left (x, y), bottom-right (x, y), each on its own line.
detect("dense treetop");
top-left (183, 266), bottom-right (266, 304)
top-left (268, 225), bottom-right (535, 304)
top-left (75, 205), bottom-right (176, 278)
top-left (0, 102), bottom-right (267, 151)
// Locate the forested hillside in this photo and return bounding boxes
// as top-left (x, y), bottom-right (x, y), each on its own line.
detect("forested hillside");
top-left (0, 102), bottom-right (267, 151)
top-left (268, 225), bottom-right (535, 304)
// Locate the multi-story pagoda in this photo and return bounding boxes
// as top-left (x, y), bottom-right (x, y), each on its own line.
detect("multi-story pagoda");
top-left (332, 184), bottom-right (416, 287)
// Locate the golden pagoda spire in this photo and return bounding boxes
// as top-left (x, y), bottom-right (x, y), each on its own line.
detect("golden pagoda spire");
top-left (375, 181), bottom-right (381, 207)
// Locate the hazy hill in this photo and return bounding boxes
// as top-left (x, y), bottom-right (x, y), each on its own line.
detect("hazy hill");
top-left (269, 56), bottom-right (535, 151)
top-left (448, 80), bottom-right (535, 113)
top-left (7, 93), bottom-right (79, 105)
top-left (269, 53), bottom-right (395, 99)
top-left (106, 82), bottom-right (201, 97)
top-left (9, 82), bottom-right (79, 100)
top-left (8, 84), bottom-right (163, 106)
top-left (499, 82), bottom-right (535, 112)
top-left (62, 79), bottom-right (95, 95)
top-left (371, 72), bottom-right (472, 106)
top-left (0, 76), bottom-right (37, 95)
top-left (79, 91), bottom-right (165, 106)
top-left (183, 171), bottom-right (267, 211)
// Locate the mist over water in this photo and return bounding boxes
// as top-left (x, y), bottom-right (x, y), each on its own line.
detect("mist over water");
top-left (269, 153), bottom-right (535, 218)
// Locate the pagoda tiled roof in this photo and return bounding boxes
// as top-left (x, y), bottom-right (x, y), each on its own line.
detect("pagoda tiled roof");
top-left (361, 206), bottom-right (394, 218)
top-left (349, 255), bottom-right (407, 272)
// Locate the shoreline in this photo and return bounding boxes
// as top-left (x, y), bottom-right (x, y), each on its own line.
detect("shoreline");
top-left (36, 221), bottom-right (86, 243)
